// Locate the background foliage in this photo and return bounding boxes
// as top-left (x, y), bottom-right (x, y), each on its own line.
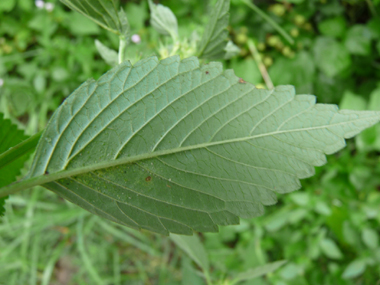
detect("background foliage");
top-left (1, 0), bottom-right (380, 284)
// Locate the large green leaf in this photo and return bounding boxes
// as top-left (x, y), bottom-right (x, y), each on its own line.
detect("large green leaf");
top-left (197, 0), bottom-right (230, 59)
top-left (0, 114), bottom-right (39, 216)
top-left (60, 0), bottom-right (123, 35)
top-left (7, 56), bottom-right (380, 235)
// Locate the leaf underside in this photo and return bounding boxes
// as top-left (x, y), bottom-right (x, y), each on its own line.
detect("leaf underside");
top-left (60, 0), bottom-right (122, 34)
top-left (0, 114), bottom-right (30, 216)
top-left (27, 55), bottom-right (380, 235)
top-left (197, 0), bottom-right (230, 59)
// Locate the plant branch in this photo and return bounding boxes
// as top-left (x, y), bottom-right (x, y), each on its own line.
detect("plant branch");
top-left (247, 39), bottom-right (274, 89)
top-left (241, 0), bottom-right (294, 45)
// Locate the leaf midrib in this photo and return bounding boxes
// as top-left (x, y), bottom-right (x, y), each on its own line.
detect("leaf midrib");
top-left (2, 115), bottom-right (377, 195)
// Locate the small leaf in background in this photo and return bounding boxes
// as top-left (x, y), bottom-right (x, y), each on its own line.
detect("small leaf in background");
top-left (118, 9), bottom-right (130, 37)
top-left (233, 260), bottom-right (287, 283)
top-left (269, 51), bottom-right (315, 94)
top-left (0, 196), bottom-right (7, 217)
top-left (313, 37), bottom-right (351, 77)
top-left (95, 39), bottom-right (118, 66)
top-left (318, 16), bottom-right (346, 38)
top-left (148, 0), bottom-right (178, 40)
top-left (0, 114), bottom-right (39, 216)
top-left (279, 263), bottom-right (302, 280)
top-left (314, 201), bottom-right (331, 216)
top-left (230, 58), bottom-right (262, 84)
top-left (60, 0), bottom-right (123, 34)
top-left (340, 91), bottom-right (367, 111)
top-left (344, 25), bottom-right (372, 56)
top-left (342, 259), bottom-right (366, 279)
top-left (224, 40), bottom-right (240, 60)
top-left (181, 256), bottom-right (204, 285)
top-left (67, 12), bottom-right (100, 36)
top-left (320, 238), bottom-right (343, 260)
top-left (170, 234), bottom-right (209, 272)
top-left (0, 0), bottom-right (16, 12)
top-left (356, 87), bottom-right (380, 151)
top-left (197, 0), bottom-right (230, 59)
top-left (362, 228), bottom-right (379, 249)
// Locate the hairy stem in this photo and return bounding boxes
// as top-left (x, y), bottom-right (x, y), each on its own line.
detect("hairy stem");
top-left (118, 35), bottom-right (128, 64)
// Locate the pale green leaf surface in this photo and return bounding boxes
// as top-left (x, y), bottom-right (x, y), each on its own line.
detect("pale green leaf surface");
top-left (95, 39), bottom-right (118, 66)
top-left (25, 56), bottom-right (380, 235)
top-left (342, 259), bottom-right (366, 279)
top-left (224, 40), bottom-right (241, 60)
top-left (320, 238), bottom-right (343, 260)
top-left (170, 234), bottom-right (209, 271)
top-left (60, 0), bottom-right (122, 34)
top-left (233, 260), bottom-right (287, 283)
top-left (148, 0), bottom-right (178, 39)
top-left (197, 0), bottom-right (230, 59)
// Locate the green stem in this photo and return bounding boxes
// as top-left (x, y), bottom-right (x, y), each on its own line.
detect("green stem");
top-left (118, 35), bottom-right (128, 64)
top-left (241, 0), bottom-right (294, 45)
top-left (247, 39), bottom-right (274, 89)
top-left (0, 131), bottom-right (42, 172)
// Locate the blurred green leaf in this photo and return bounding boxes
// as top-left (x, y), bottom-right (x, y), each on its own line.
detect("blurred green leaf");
top-left (197, 0), bottom-right (230, 59)
top-left (344, 25), bottom-right (372, 56)
top-left (320, 238), bottom-right (343, 260)
top-left (313, 37), bottom-right (351, 77)
top-left (0, 0), bottom-right (16, 12)
top-left (318, 17), bottom-right (346, 38)
top-left (95, 39), bottom-right (118, 66)
top-left (171, 234), bottom-right (209, 272)
top-left (362, 228), bottom-right (379, 249)
top-left (269, 51), bottom-right (315, 94)
top-left (67, 12), bottom-right (101, 36)
top-left (232, 260), bottom-right (287, 284)
top-left (0, 114), bottom-right (40, 216)
top-left (342, 259), bottom-right (366, 279)
top-left (224, 40), bottom-right (240, 60)
top-left (340, 91), bottom-right (367, 111)
top-left (148, 0), bottom-right (178, 40)
top-left (60, 0), bottom-right (123, 34)
top-left (230, 58), bottom-right (262, 84)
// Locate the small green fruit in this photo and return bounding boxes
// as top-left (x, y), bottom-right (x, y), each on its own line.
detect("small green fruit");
top-left (294, 15), bottom-right (306, 26)
top-left (236, 33), bottom-right (248, 45)
top-left (270, 4), bottom-right (286, 17)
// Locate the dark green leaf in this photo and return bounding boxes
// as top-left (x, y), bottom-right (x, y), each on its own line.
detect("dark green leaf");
top-left (197, 0), bottom-right (230, 59)
top-left (60, 0), bottom-right (123, 35)
top-left (6, 56), bottom-right (380, 235)
top-left (0, 114), bottom-right (40, 216)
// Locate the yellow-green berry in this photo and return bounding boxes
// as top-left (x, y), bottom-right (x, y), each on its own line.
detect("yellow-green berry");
top-left (290, 28), bottom-right (299, 38)
top-left (267, 35), bottom-right (280, 47)
top-left (294, 15), bottom-right (306, 26)
top-left (257, 42), bottom-right (266, 51)
top-left (269, 4), bottom-right (286, 17)
top-left (236, 33), bottom-right (248, 45)
top-left (263, 56), bottom-right (273, 67)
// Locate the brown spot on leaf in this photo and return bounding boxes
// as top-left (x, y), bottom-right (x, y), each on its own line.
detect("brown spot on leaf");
top-left (205, 71), bottom-right (209, 74)
top-left (145, 176), bottom-right (152, 182)
top-left (44, 171), bottom-right (49, 175)
top-left (239, 78), bottom-right (246, 84)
